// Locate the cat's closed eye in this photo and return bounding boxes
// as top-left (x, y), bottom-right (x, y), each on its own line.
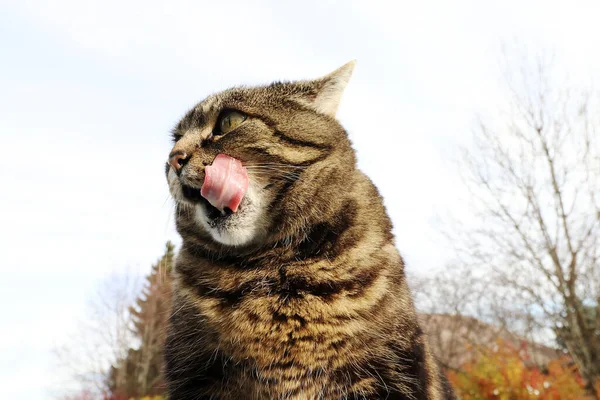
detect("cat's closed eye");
top-left (215, 110), bottom-right (247, 135)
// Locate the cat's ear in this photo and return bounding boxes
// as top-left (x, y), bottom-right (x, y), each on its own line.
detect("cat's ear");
top-left (310, 60), bottom-right (356, 117)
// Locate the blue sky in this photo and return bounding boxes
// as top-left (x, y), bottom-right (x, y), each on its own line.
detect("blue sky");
top-left (2, 0), bottom-right (600, 398)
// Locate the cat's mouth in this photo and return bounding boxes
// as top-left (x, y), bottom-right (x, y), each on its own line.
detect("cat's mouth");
top-left (172, 169), bottom-right (264, 247)
top-left (171, 155), bottom-right (261, 246)
top-left (181, 184), bottom-right (235, 219)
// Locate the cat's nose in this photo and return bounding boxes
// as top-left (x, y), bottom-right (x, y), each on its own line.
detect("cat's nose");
top-left (169, 151), bottom-right (188, 172)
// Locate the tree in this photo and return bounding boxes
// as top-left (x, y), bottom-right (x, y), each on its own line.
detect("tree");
top-left (412, 267), bottom-right (503, 371)
top-left (108, 242), bottom-right (174, 398)
top-left (55, 271), bottom-right (140, 398)
top-left (453, 52), bottom-right (600, 396)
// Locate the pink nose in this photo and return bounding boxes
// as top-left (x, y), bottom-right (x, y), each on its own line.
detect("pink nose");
top-left (169, 151), bottom-right (188, 172)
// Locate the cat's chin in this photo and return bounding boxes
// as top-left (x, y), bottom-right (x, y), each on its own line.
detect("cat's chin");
top-left (193, 183), bottom-right (267, 247)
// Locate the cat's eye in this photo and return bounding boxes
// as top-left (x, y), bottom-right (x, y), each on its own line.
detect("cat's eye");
top-left (216, 110), bottom-right (247, 135)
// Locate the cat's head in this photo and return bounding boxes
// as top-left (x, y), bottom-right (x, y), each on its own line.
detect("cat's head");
top-left (167, 61), bottom-right (357, 249)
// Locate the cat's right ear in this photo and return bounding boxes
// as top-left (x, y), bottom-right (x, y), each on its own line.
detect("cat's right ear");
top-left (306, 61), bottom-right (356, 118)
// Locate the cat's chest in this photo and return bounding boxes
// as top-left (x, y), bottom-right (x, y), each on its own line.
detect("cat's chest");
top-left (203, 293), bottom-right (365, 372)
top-left (215, 303), bottom-right (370, 400)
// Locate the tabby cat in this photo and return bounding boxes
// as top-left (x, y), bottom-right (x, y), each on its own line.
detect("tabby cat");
top-left (164, 62), bottom-right (454, 399)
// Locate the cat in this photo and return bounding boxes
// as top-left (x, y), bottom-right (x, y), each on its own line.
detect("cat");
top-left (164, 61), bottom-right (455, 399)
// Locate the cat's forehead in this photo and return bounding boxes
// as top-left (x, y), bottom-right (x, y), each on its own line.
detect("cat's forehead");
top-left (197, 85), bottom-right (264, 110)
top-left (177, 83), bottom-right (308, 132)
top-left (188, 86), bottom-right (262, 119)
top-left (176, 91), bottom-right (229, 132)
top-left (204, 81), bottom-right (317, 110)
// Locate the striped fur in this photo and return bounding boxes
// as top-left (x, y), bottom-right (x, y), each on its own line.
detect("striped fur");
top-left (164, 62), bottom-right (455, 399)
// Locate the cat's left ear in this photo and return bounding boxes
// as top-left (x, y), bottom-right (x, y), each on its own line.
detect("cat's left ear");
top-left (309, 60), bottom-right (356, 117)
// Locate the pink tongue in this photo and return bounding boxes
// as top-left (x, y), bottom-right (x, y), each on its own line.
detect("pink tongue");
top-left (201, 154), bottom-right (249, 213)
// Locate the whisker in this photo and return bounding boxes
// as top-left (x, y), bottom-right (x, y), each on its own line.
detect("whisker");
top-left (247, 172), bottom-right (301, 182)
top-left (245, 166), bottom-right (304, 173)
top-left (246, 168), bottom-right (301, 175)
top-left (244, 163), bottom-right (308, 170)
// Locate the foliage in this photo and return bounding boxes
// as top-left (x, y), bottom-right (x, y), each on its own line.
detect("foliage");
top-left (448, 339), bottom-right (593, 399)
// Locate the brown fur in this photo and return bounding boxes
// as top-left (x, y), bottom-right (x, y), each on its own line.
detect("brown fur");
top-left (164, 62), bottom-right (454, 399)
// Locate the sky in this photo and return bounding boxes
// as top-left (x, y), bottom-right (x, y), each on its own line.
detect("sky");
top-left (2, 0), bottom-right (600, 398)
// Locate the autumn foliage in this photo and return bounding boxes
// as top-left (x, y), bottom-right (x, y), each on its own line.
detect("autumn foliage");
top-left (448, 339), bottom-right (595, 399)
